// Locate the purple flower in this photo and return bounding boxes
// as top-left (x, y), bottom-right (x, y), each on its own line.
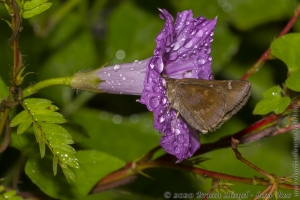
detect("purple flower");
top-left (139, 9), bottom-right (216, 161)
top-left (71, 9), bottom-right (216, 161)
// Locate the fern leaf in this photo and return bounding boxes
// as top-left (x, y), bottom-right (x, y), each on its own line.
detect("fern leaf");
top-left (22, 0), bottom-right (52, 19)
top-left (10, 98), bottom-right (79, 181)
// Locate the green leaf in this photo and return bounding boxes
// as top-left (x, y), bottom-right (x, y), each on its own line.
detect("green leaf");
top-left (33, 111), bottom-right (66, 123)
top-left (253, 86), bottom-right (291, 115)
top-left (262, 86), bottom-right (282, 98)
top-left (271, 33), bottom-right (300, 71)
top-left (23, 0), bottom-right (48, 10)
top-left (22, 2), bottom-right (52, 19)
top-left (2, 190), bottom-right (16, 198)
top-left (286, 71), bottom-right (300, 91)
top-left (38, 136), bottom-right (46, 158)
top-left (10, 110), bottom-right (31, 127)
top-left (53, 156), bottom-right (58, 176)
top-left (24, 98), bottom-right (55, 111)
top-left (17, 120), bottom-right (32, 134)
top-left (271, 33), bottom-right (300, 92)
top-left (61, 167), bottom-right (75, 182)
top-left (25, 150), bottom-right (125, 200)
top-left (40, 122), bottom-right (74, 144)
top-left (11, 98), bottom-right (78, 181)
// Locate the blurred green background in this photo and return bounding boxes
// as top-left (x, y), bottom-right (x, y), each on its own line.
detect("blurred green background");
top-left (0, 0), bottom-right (300, 199)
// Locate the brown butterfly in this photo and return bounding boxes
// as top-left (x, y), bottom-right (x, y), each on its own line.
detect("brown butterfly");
top-left (165, 78), bottom-right (251, 134)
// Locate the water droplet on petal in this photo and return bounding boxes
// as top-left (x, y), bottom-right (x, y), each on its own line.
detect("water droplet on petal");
top-left (122, 77), bottom-right (126, 80)
top-left (149, 62), bottom-right (155, 69)
top-left (184, 40), bottom-right (193, 48)
top-left (161, 97), bottom-right (167, 105)
top-left (107, 73), bottom-right (111, 77)
top-left (153, 86), bottom-right (160, 93)
top-left (159, 116), bottom-right (165, 123)
top-left (173, 42), bottom-right (180, 51)
top-left (183, 71), bottom-right (192, 78)
top-left (149, 97), bottom-right (159, 109)
top-left (177, 134), bottom-right (185, 144)
top-left (175, 128), bottom-right (181, 135)
top-left (113, 65), bottom-right (120, 71)
top-left (197, 58), bottom-right (205, 64)
top-left (174, 146), bottom-right (181, 154)
top-left (196, 30), bottom-right (203, 37)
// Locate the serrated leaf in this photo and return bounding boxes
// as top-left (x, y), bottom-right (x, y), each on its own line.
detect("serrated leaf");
top-left (253, 86), bottom-right (291, 115)
top-left (22, 2), bottom-right (52, 18)
top-left (17, 120), bottom-right (32, 134)
top-left (10, 110), bottom-right (31, 127)
top-left (286, 70), bottom-right (300, 92)
top-left (24, 0), bottom-right (49, 10)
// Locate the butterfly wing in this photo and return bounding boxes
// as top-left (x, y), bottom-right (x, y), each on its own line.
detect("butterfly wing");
top-left (168, 79), bottom-right (251, 133)
top-left (172, 80), bottom-right (226, 133)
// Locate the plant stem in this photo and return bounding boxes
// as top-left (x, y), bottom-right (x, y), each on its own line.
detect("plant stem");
top-left (0, 118), bottom-right (11, 153)
top-left (240, 3), bottom-right (300, 80)
top-left (0, 108), bottom-right (10, 139)
top-left (91, 159), bottom-right (296, 194)
top-left (22, 77), bottom-right (73, 98)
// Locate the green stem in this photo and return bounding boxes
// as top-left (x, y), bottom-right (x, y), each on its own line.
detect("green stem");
top-left (22, 76), bottom-right (72, 98)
